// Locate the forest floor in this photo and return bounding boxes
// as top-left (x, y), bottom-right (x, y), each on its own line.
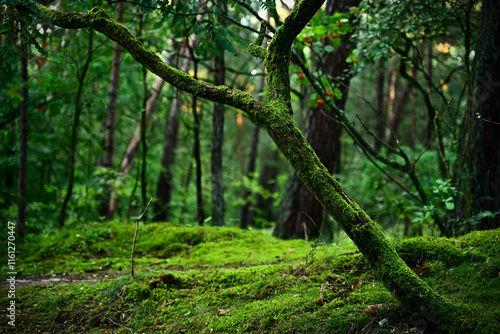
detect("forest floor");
top-left (0, 221), bottom-right (499, 334)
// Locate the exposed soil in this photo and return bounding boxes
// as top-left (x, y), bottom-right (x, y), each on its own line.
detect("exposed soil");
top-left (0, 272), bottom-right (120, 288)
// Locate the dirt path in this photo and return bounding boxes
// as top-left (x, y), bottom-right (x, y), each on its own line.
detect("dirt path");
top-left (0, 273), bottom-right (119, 288)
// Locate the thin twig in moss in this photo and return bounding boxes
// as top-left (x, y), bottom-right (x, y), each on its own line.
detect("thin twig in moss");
top-left (131, 196), bottom-right (154, 279)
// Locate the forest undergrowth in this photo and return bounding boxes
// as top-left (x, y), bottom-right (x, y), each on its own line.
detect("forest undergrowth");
top-left (0, 222), bottom-right (499, 333)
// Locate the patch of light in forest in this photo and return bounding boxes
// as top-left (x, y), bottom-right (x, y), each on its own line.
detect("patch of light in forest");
top-left (437, 42), bottom-right (450, 53)
top-left (241, 15), bottom-right (250, 27)
top-left (251, 69), bottom-right (257, 75)
top-left (250, 0), bottom-right (297, 25)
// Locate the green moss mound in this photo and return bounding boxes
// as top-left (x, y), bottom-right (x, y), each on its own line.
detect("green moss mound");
top-left (9, 222), bottom-right (342, 278)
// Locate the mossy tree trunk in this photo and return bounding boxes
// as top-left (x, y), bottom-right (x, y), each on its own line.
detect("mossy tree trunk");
top-left (31, 0), bottom-right (458, 322)
top-left (274, 0), bottom-right (358, 241)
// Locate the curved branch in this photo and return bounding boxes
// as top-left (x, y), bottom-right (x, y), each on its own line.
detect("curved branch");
top-left (264, 0), bottom-right (324, 108)
top-left (34, 4), bottom-right (269, 123)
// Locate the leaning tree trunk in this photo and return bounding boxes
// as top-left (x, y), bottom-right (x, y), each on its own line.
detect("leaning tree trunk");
top-left (273, 0), bottom-right (358, 240)
top-left (32, 1), bottom-right (460, 324)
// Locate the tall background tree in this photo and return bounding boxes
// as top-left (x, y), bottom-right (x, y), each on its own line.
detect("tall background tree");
top-left (98, 2), bottom-right (126, 220)
top-left (457, 0), bottom-right (500, 231)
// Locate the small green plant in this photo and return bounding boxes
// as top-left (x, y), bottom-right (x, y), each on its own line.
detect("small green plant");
top-left (412, 179), bottom-right (457, 231)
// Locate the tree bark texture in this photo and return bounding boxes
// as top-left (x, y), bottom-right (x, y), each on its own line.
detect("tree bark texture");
top-left (189, 52), bottom-right (205, 226)
top-left (462, 0), bottom-right (500, 230)
top-left (373, 57), bottom-right (386, 153)
top-left (211, 52), bottom-right (226, 226)
top-left (273, 0), bottom-right (357, 240)
top-left (99, 2), bottom-right (125, 219)
top-left (153, 54), bottom-right (191, 222)
top-left (32, 0), bottom-right (459, 322)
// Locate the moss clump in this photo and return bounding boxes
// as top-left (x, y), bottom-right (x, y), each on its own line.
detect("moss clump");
top-left (396, 230), bottom-right (499, 268)
top-left (157, 243), bottom-right (188, 259)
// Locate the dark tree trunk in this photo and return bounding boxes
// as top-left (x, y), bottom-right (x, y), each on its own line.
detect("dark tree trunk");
top-left (153, 55), bottom-right (190, 222)
top-left (191, 53), bottom-right (205, 226)
top-left (240, 124), bottom-right (260, 229)
top-left (373, 57), bottom-right (386, 152)
top-left (17, 30), bottom-right (29, 241)
top-left (424, 44), bottom-right (433, 146)
top-left (58, 30), bottom-right (94, 228)
top-left (252, 157), bottom-right (279, 226)
top-left (388, 74), bottom-right (412, 148)
top-left (240, 69), bottom-right (266, 229)
top-left (273, 0), bottom-right (359, 240)
top-left (193, 96), bottom-right (205, 225)
top-left (211, 52), bottom-right (225, 226)
top-left (153, 88), bottom-right (183, 222)
top-left (460, 0), bottom-right (500, 230)
top-left (99, 3), bottom-right (125, 219)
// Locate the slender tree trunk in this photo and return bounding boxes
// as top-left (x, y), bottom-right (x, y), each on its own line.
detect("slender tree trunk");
top-left (387, 74), bottom-right (412, 148)
top-left (59, 30), bottom-right (94, 228)
top-left (153, 88), bottom-right (183, 222)
top-left (240, 124), bottom-right (260, 229)
top-left (153, 54), bottom-right (191, 221)
top-left (273, 0), bottom-right (358, 240)
top-left (188, 48), bottom-right (205, 225)
top-left (240, 69), bottom-right (266, 229)
top-left (373, 57), bottom-right (386, 152)
top-left (17, 29), bottom-right (29, 241)
top-left (252, 156), bottom-right (279, 226)
top-left (193, 95), bottom-right (204, 225)
top-left (410, 76), bottom-right (418, 150)
top-left (424, 44), bottom-right (433, 146)
top-left (211, 51), bottom-right (225, 226)
top-left (99, 2), bottom-right (125, 219)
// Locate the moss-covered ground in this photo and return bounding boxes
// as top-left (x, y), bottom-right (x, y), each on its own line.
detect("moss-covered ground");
top-left (0, 222), bottom-right (498, 333)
